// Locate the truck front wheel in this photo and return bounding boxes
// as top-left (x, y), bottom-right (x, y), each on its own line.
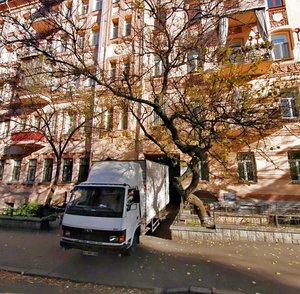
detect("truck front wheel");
top-left (122, 232), bottom-right (138, 256)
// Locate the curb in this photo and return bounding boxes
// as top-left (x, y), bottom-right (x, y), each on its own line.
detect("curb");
top-left (0, 267), bottom-right (245, 294)
top-left (160, 287), bottom-right (244, 294)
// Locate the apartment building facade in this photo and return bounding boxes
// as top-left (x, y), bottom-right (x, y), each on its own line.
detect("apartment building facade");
top-left (0, 0), bottom-right (299, 209)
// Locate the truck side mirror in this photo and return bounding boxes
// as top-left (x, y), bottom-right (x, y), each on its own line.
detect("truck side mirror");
top-left (133, 190), bottom-right (140, 203)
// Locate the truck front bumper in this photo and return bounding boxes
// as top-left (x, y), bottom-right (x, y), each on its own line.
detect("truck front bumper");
top-left (60, 237), bottom-right (130, 252)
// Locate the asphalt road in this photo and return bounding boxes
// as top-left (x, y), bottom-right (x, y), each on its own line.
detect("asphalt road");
top-left (0, 270), bottom-right (153, 294)
top-left (0, 226), bottom-right (299, 294)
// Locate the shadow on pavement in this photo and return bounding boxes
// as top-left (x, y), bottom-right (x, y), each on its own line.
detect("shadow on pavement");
top-left (147, 204), bottom-right (179, 239)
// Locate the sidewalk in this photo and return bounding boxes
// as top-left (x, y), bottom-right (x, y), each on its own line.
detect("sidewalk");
top-left (0, 226), bottom-right (299, 294)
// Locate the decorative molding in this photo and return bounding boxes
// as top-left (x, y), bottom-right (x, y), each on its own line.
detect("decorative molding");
top-left (268, 7), bottom-right (289, 28)
top-left (271, 61), bottom-right (300, 74)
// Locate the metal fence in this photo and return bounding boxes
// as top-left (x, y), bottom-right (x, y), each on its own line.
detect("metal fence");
top-left (177, 201), bottom-right (300, 228)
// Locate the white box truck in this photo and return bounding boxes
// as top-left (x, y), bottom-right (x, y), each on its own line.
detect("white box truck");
top-left (60, 160), bottom-right (169, 255)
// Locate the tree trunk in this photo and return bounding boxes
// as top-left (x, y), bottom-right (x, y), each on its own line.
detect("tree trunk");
top-left (187, 194), bottom-right (211, 226)
top-left (45, 158), bottom-right (61, 206)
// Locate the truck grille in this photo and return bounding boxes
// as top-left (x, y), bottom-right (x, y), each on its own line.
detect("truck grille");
top-left (62, 226), bottom-right (125, 243)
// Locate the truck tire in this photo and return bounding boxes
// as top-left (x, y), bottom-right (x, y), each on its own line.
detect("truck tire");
top-left (122, 232), bottom-right (138, 256)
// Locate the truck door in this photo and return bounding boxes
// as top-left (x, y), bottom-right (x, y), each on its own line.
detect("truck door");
top-left (125, 189), bottom-right (140, 243)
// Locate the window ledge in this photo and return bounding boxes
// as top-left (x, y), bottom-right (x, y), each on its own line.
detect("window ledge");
top-left (22, 181), bottom-right (34, 185)
top-left (273, 57), bottom-right (294, 62)
top-left (38, 181), bottom-right (51, 185)
top-left (238, 181), bottom-right (257, 184)
top-left (78, 14), bottom-right (88, 20)
top-left (282, 118), bottom-right (300, 122)
top-left (291, 181), bottom-right (300, 184)
top-left (7, 181), bottom-right (19, 185)
top-left (267, 5), bottom-right (285, 11)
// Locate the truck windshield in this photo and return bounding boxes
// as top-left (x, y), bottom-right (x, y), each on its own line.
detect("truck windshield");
top-left (66, 186), bottom-right (125, 217)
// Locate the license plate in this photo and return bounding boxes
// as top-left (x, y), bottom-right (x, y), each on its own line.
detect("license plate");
top-left (82, 250), bottom-right (98, 256)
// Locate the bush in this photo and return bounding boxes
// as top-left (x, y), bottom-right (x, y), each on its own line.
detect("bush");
top-left (13, 202), bottom-right (43, 217)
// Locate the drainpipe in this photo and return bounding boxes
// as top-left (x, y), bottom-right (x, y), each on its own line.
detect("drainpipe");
top-left (134, 9), bottom-right (144, 160)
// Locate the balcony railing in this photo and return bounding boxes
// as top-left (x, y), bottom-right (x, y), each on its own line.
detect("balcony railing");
top-left (18, 94), bottom-right (51, 106)
top-left (221, 43), bottom-right (273, 76)
top-left (227, 44), bottom-right (272, 64)
top-left (32, 16), bottom-right (57, 35)
top-left (11, 131), bottom-right (45, 146)
top-left (31, 3), bottom-right (59, 35)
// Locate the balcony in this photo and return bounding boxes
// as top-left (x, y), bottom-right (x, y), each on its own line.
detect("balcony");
top-left (18, 94), bottom-right (51, 106)
top-left (11, 131), bottom-right (45, 147)
top-left (221, 44), bottom-right (273, 77)
top-left (32, 17), bottom-right (57, 35)
top-left (31, 4), bottom-right (59, 35)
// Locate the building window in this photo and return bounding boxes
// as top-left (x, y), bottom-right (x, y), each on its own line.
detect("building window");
top-left (86, 77), bottom-right (96, 87)
top-left (12, 160), bottom-right (21, 182)
top-left (91, 31), bottom-right (100, 46)
top-left (288, 151), bottom-right (300, 183)
top-left (32, 116), bottom-right (41, 130)
top-left (187, 49), bottom-right (202, 72)
top-left (27, 159), bottom-right (37, 182)
top-left (78, 158), bottom-right (89, 183)
top-left (153, 103), bottom-right (166, 126)
top-left (4, 120), bottom-right (9, 137)
top-left (0, 85), bottom-right (3, 99)
top-left (199, 153), bottom-right (209, 181)
top-left (228, 41), bottom-right (243, 63)
top-left (281, 91), bottom-right (299, 118)
top-left (81, 2), bottom-right (89, 15)
top-left (117, 108), bottom-right (128, 130)
top-left (65, 7), bottom-right (72, 18)
top-left (49, 113), bottom-right (57, 134)
top-left (154, 9), bottom-right (167, 31)
top-left (18, 117), bottom-right (26, 131)
top-left (42, 159), bottom-right (53, 182)
top-left (0, 160), bottom-right (4, 180)
top-left (186, 1), bottom-right (202, 25)
top-left (122, 60), bottom-right (130, 78)
top-left (154, 55), bottom-right (165, 76)
top-left (237, 152), bottom-right (257, 182)
top-left (78, 34), bottom-right (85, 49)
top-left (0, 120), bottom-right (10, 138)
top-left (64, 111), bottom-right (76, 134)
top-left (110, 61), bottom-right (117, 81)
top-left (111, 19), bottom-right (119, 39)
top-left (93, 0), bottom-right (102, 11)
top-left (271, 34), bottom-right (291, 60)
top-left (60, 38), bottom-right (69, 53)
top-left (268, 0), bottom-right (283, 8)
top-left (153, 111), bottom-right (162, 126)
top-left (124, 17), bottom-right (132, 36)
top-left (62, 158), bottom-right (73, 182)
top-left (104, 108), bottom-right (113, 130)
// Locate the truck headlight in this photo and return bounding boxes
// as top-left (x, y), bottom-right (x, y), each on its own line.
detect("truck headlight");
top-left (109, 236), bottom-right (118, 242)
top-left (64, 231), bottom-right (71, 237)
top-left (109, 234), bottom-right (125, 243)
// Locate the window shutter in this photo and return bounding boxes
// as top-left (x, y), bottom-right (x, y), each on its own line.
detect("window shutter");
top-left (237, 161), bottom-right (245, 181)
top-left (289, 161), bottom-right (298, 181)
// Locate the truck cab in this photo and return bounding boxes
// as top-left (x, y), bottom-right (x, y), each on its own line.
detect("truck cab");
top-left (61, 184), bottom-right (141, 255)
